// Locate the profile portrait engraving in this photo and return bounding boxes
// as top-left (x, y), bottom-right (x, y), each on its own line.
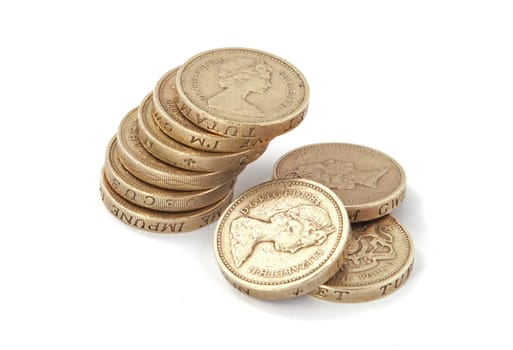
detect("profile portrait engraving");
top-left (208, 57), bottom-right (272, 117)
top-left (229, 205), bottom-right (335, 267)
top-left (285, 160), bottom-right (389, 190)
top-left (343, 223), bottom-right (396, 273)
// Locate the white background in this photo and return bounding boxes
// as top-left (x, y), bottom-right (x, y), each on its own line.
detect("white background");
top-left (1, 1), bottom-right (512, 349)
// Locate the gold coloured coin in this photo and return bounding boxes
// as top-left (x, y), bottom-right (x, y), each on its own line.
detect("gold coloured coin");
top-left (176, 48), bottom-right (309, 140)
top-left (214, 179), bottom-right (350, 300)
top-left (117, 108), bottom-right (242, 191)
top-left (104, 136), bottom-right (235, 212)
top-left (138, 93), bottom-right (264, 172)
top-left (273, 143), bottom-right (406, 222)
top-left (153, 68), bottom-right (267, 153)
top-left (100, 171), bottom-right (234, 233)
top-left (311, 215), bottom-right (414, 303)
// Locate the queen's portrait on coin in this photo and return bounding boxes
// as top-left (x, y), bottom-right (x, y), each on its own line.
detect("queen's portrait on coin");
top-left (229, 205), bottom-right (335, 267)
top-left (208, 57), bottom-right (272, 117)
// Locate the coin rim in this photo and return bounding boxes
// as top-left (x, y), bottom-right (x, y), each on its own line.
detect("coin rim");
top-left (154, 68), bottom-right (264, 152)
top-left (116, 108), bottom-right (242, 190)
top-left (213, 178), bottom-right (350, 299)
top-left (310, 215), bottom-right (415, 303)
top-left (100, 170), bottom-right (234, 233)
top-left (175, 47), bottom-right (309, 137)
top-left (272, 142), bottom-right (407, 222)
top-left (104, 135), bottom-right (235, 212)
top-left (138, 92), bottom-right (261, 172)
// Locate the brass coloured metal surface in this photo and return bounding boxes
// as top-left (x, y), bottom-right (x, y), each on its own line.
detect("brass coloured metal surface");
top-left (214, 178), bottom-right (350, 299)
top-left (273, 143), bottom-right (406, 222)
top-left (176, 48), bottom-right (309, 140)
top-left (311, 215), bottom-right (414, 302)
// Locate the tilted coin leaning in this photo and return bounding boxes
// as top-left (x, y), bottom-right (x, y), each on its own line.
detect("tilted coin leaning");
top-left (214, 179), bottom-right (351, 300)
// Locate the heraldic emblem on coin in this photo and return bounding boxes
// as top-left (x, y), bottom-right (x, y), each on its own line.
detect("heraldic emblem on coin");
top-left (343, 222), bottom-right (396, 273)
top-left (229, 204), bottom-right (336, 268)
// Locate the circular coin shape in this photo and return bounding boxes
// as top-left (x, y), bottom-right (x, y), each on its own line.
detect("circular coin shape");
top-left (104, 136), bottom-right (235, 212)
top-left (154, 68), bottom-right (267, 153)
top-left (214, 179), bottom-right (350, 300)
top-left (273, 143), bottom-right (406, 222)
top-left (310, 215), bottom-right (414, 303)
top-left (176, 48), bottom-right (309, 140)
top-left (117, 108), bottom-right (242, 190)
top-left (138, 93), bottom-right (263, 172)
top-left (100, 170), bottom-right (234, 233)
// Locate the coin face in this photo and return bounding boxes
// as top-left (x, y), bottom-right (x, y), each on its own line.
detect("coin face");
top-left (176, 48), bottom-right (309, 139)
top-left (153, 68), bottom-right (267, 152)
top-left (214, 179), bottom-right (350, 299)
top-left (138, 93), bottom-right (263, 172)
top-left (311, 216), bottom-right (414, 303)
top-left (117, 108), bottom-right (243, 190)
top-left (273, 143), bottom-right (406, 222)
top-left (104, 136), bottom-right (235, 212)
top-left (100, 171), bottom-right (234, 233)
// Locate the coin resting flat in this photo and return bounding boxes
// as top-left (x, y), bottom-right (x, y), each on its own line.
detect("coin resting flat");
top-left (176, 48), bottom-right (309, 140)
top-left (104, 136), bottom-right (234, 212)
top-left (100, 171), bottom-right (233, 233)
top-left (311, 215), bottom-right (414, 303)
top-left (116, 108), bottom-right (242, 191)
top-left (273, 143), bottom-right (406, 222)
top-left (214, 179), bottom-right (350, 300)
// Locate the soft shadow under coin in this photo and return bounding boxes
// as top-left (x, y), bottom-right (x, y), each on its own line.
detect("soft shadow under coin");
top-left (392, 186), bottom-right (427, 278)
top-left (237, 291), bottom-right (409, 320)
top-left (234, 154), bottom-right (275, 196)
top-left (393, 186), bottom-right (427, 239)
top-left (232, 186), bottom-right (426, 319)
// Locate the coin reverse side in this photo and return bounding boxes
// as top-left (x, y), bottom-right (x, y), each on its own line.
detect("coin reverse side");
top-left (311, 215), bottom-right (414, 303)
top-left (214, 179), bottom-right (350, 300)
top-left (273, 143), bottom-right (406, 222)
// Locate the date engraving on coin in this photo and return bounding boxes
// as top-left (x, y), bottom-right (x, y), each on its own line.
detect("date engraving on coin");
top-left (214, 179), bottom-right (350, 299)
top-left (311, 216), bottom-right (414, 303)
top-left (230, 204), bottom-right (336, 267)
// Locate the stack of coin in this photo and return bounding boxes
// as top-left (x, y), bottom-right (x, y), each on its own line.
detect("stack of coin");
top-left (100, 48), bottom-right (309, 233)
top-left (214, 143), bottom-right (415, 302)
